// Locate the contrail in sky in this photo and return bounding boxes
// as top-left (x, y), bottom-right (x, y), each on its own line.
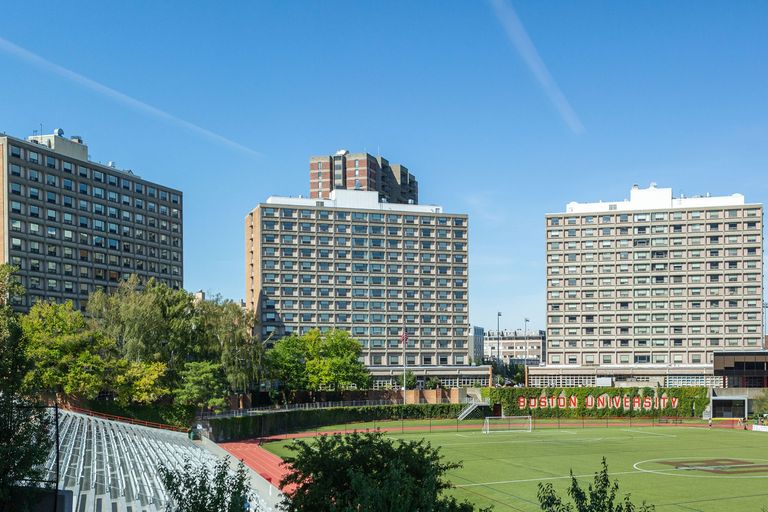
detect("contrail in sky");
top-left (488, 0), bottom-right (584, 134)
top-left (0, 36), bottom-right (261, 157)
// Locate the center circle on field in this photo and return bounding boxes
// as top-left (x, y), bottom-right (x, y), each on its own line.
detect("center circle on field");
top-left (633, 457), bottom-right (768, 479)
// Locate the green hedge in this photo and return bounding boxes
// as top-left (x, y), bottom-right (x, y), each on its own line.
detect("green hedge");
top-left (209, 403), bottom-right (465, 442)
top-left (480, 387), bottom-right (708, 419)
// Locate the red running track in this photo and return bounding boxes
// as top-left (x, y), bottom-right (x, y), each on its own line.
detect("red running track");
top-left (220, 439), bottom-right (292, 492)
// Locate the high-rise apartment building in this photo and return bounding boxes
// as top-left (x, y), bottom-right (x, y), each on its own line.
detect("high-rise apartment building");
top-left (245, 189), bottom-right (488, 387)
top-left (309, 150), bottom-right (418, 204)
top-left (0, 129), bottom-right (183, 311)
top-left (529, 184), bottom-right (763, 388)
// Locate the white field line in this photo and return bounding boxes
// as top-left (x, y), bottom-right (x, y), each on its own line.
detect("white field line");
top-left (440, 432), bottom-right (663, 447)
top-left (456, 470), bottom-right (639, 487)
top-left (458, 461), bottom-right (768, 488)
top-left (623, 429), bottom-right (677, 438)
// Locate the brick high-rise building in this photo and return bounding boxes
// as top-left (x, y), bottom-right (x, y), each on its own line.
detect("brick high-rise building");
top-left (0, 129), bottom-right (183, 311)
top-left (309, 150), bottom-right (418, 205)
top-left (529, 183), bottom-right (763, 388)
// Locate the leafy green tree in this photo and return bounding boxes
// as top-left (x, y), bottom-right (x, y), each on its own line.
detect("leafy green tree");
top-left (268, 329), bottom-right (370, 401)
top-left (403, 370), bottom-right (418, 390)
top-left (304, 329), bottom-right (370, 391)
top-left (267, 332), bottom-right (309, 402)
top-left (159, 456), bottom-right (252, 512)
top-left (753, 389), bottom-right (768, 417)
top-left (174, 361), bottom-right (228, 415)
top-left (280, 431), bottom-right (490, 512)
top-left (87, 276), bottom-right (197, 376)
top-left (538, 458), bottom-right (654, 512)
top-left (204, 299), bottom-right (264, 396)
top-left (88, 278), bottom-right (264, 398)
top-left (0, 265), bottom-right (52, 511)
top-left (425, 376), bottom-right (442, 390)
top-left (114, 361), bottom-right (169, 405)
top-left (21, 300), bottom-right (118, 399)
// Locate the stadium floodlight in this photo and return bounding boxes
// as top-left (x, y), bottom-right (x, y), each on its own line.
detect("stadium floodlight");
top-left (481, 415), bottom-right (532, 434)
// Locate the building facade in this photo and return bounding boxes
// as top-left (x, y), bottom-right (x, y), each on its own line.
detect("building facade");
top-left (530, 183), bottom-right (763, 388)
top-left (469, 326), bottom-right (485, 365)
top-left (309, 150), bottom-right (418, 204)
top-left (0, 130), bottom-right (183, 311)
top-left (483, 329), bottom-right (545, 365)
top-left (245, 189), bottom-right (488, 387)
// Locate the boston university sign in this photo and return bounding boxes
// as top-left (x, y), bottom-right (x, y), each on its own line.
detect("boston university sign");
top-left (517, 394), bottom-right (679, 411)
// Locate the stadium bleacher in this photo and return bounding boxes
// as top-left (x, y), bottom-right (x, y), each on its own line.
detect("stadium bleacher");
top-left (42, 410), bottom-right (273, 512)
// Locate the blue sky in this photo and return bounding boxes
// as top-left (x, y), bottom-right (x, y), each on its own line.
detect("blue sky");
top-left (1, 1), bottom-right (766, 332)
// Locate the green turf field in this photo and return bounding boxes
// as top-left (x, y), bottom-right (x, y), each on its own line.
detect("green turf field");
top-left (263, 425), bottom-right (768, 511)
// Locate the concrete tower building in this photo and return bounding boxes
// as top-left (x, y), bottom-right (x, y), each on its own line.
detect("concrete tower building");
top-left (0, 129), bottom-right (183, 311)
top-left (530, 183), bottom-right (763, 387)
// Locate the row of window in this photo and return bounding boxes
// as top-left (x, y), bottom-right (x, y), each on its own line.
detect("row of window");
top-left (548, 222), bottom-right (760, 235)
top-left (548, 209), bottom-right (760, 225)
top-left (9, 182), bottom-right (181, 218)
top-left (8, 240), bottom-right (180, 268)
top-left (259, 286), bottom-right (467, 300)
top-left (259, 208), bottom-right (464, 226)
top-left (11, 223), bottom-right (179, 249)
top-left (10, 235), bottom-right (179, 259)
top-left (548, 352), bottom-right (717, 365)
top-left (547, 260), bottom-right (758, 271)
top-left (9, 146), bottom-right (180, 203)
top-left (262, 298), bottom-right (466, 311)
top-left (547, 274), bottom-right (760, 285)
top-left (14, 272), bottom-right (182, 292)
top-left (548, 244), bottom-right (760, 255)
top-left (548, 338), bottom-right (756, 347)
top-left (262, 221), bottom-right (466, 238)
top-left (549, 324), bottom-right (762, 336)
top-left (548, 234), bottom-right (760, 247)
top-left (263, 312), bottom-right (467, 325)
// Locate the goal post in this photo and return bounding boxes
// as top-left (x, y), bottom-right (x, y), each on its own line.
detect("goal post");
top-left (482, 415), bottom-right (532, 434)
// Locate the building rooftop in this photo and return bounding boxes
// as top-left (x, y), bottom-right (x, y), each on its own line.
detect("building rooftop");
top-left (557, 183), bottom-right (750, 214)
top-left (3, 129), bottom-right (151, 182)
top-left (263, 189), bottom-right (451, 214)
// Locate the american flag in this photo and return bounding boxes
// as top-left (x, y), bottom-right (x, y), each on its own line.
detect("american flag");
top-left (400, 332), bottom-right (408, 344)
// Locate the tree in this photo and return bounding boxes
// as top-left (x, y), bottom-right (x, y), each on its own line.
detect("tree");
top-left (159, 456), bottom-right (252, 512)
top-left (267, 329), bottom-right (370, 401)
top-left (0, 265), bottom-right (52, 510)
top-left (174, 361), bottom-right (228, 416)
top-left (304, 329), bottom-right (370, 391)
top-left (21, 300), bottom-right (119, 399)
top-left (425, 376), bottom-right (442, 390)
top-left (279, 431), bottom-right (491, 512)
top-left (403, 370), bottom-right (418, 390)
top-left (114, 361), bottom-right (169, 405)
top-left (537, 458), bottom-right (654, 512)
top-left (266, 333), bottom-right (309, 402)
top-left (87, 277), bottom-right (197, 378)
top-left (753, 389), bottom-right (768, 417)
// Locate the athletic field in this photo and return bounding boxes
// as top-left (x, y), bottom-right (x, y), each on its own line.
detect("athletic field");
top-left (261, 424), bottom-right (768, 511)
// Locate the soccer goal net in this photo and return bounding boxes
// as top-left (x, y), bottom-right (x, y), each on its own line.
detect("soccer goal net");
top-left (482, 415), bottom-right (532, 434)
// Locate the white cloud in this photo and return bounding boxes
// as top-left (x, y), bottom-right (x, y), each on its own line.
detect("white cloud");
top-left (489, 0), bottom-right (584, 134)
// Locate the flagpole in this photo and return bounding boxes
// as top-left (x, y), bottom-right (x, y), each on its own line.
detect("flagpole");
top-left (402, 327), bottom-right (406, 402)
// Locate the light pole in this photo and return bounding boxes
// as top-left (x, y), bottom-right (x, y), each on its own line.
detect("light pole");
top-left (497, 312), bottom-right (502, 363)
top-left (524, 317), bottom-right (530, 365)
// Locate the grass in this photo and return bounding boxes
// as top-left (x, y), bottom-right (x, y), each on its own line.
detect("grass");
top-left (262, 423), bottom-right (768, 511)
